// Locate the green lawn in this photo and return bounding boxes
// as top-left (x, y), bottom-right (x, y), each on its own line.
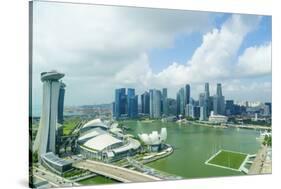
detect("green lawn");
top-left (207, 150), bottom-right (247, 170)
top-left (63, 118), bottom-right (80, 136)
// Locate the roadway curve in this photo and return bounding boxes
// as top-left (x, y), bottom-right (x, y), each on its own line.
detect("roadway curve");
top-left (73, 160), bottom-right (161, 183)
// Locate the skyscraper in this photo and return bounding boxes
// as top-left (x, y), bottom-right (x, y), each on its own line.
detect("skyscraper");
top-left (162, 88), bottom-right (168, 116)
top-left (57, 82), bottom-right (65, 124)
top-left (185, 104), bottom-right (193, 117)
top-left (149, 89), bottom-right (161, 118)
top-left (141, 91), bottom-right (150, 114)
top-left (185, 84), bottom-right (190, 105)
top-left (204, 82), bottom-right (210, 116)
top-left (179, 88), bottom-right (185, 115)
top-left (265, 102), bottom-right (272, 116)
top-left (128, 95), bottom-right (138, 118)
top-left (205, 83), bottom-right (210, 97)
top-left (127, 88), bottom-right (135, 98)
top-left (225, 100), bottom-right (234, 116)
top-left (176, 92), bottom-right (180, 116)
top-left (167, 98), bottom-right (177, 115)
top-left (115, 88), bottom-right (127, 118)
top-left (33, 71), bottom-right (65, 158)
top-left (213, 83), bottom-right (225, 115)
top-left (199, 93), bottom-right (205, 107)
top-left (127, 88), bottom-right (138, 118)
top-left (217, 83), bottom-right (222, 96)
top-left (200, 106), bottom-right (207, 121)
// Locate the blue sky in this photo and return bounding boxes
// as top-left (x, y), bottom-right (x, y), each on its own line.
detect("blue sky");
top-left (148, 15), bottom-right (271, 74)
top-left (32, 2), bottom-right (272, 108)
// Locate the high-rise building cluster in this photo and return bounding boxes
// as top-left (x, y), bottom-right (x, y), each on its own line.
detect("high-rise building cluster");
top-left (184, 83), bottom-right (225, 121)
top-left (113, 83), bottom-right (271, 120)
top-left (113, 88), bottom-right (138, 119)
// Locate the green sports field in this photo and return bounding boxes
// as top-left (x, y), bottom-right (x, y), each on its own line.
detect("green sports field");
top-left (206, 150), bottom-right (247, 170)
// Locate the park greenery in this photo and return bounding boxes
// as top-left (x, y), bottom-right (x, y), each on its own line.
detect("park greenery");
top-left (263, 135), bottom-right (272, 147)
top-left (32, 151), bottom-right (38, 163)
top-left (63, 168), bottom-right (88, 178)
top-left (63, 117), bottom-right (81, 136)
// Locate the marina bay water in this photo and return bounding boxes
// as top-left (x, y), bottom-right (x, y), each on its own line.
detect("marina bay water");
top-left (124, 120), bottom-right (261, 178)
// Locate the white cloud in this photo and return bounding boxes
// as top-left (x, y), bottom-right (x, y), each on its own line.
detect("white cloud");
top-left (32, 1), bottom-right (215, 105)
top-left (155, 15), bottom-right (262, 85)
top-left (32, 1), bottom-right (271, 106)
top-left (236, 43), bottom-right (271, 77)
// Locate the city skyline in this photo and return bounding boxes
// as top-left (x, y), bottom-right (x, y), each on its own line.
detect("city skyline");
top-left (32, 2), bottom-right (272, 108)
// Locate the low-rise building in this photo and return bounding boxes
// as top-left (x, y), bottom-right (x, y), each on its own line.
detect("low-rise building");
top-left (77, 119), bottom-right (140, 162)
top-left (208, 111), bottom-right (228, 124)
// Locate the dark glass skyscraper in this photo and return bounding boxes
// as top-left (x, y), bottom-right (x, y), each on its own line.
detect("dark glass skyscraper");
top-left (162, 88), bottom-right (168, 116)
top-left (149, 89), bottom-right (161, 118)
top-left (217, 83), bottom-right (222, 96)
top-left (127, 88), bottom-right (135, 118)
top-left (179, 87), bottom-right (185, 115)
top-left (199, 93), bottom-right (205, 107)
top-left (128, 94), bottom-right (138, 118)
top-left (185, 84), bottom-right (190, 105)
top-left (205, 83), bottom-right (210, 97)
top-left (167, 98), bottom-right (177, 115)
top-left (115, 88), bottom-right (127, 118)
top-left (225, 100), bottom-right (234, 116)
top-left (141, 91), bottom-right (150, 114)
top-left (265, 102), bottom-right (272, 115)
top-left (127, 88), bottom-right (135, 98)
top-left (213, 83), bottom-right (225, 115)
top-left (57, 82), bottom-right (65, 124)
top-left (176, 92), bottom-right (180, 116)
top-left (204, 82), bottom-right (210, 116)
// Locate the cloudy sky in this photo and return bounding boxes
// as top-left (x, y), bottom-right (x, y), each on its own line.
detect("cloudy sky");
top-left (32, 1), bottom-right (272, 107)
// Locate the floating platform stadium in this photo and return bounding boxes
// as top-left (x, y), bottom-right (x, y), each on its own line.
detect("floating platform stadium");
top-left (205, 150), bottom-right (253, 173)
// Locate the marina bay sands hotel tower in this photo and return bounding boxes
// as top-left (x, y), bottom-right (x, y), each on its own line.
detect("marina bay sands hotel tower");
top-left (33, 71), bottom-right (65, 159)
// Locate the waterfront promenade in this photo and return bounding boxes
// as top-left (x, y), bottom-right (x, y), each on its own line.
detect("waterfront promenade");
top-left (73, 160), bottom-right (162, 183)
top-left (248, 146), bottom-right (271, 174)
top-left (226, 123), bottom-right (271, 130)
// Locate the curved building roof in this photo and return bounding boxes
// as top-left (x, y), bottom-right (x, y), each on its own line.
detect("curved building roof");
top-left (83, 133), bottom-right (123, 151)
top-left (78, 128), bottom-right (106, 142)
top-left (82, 119), bottom-right (108, 130)
top-left (41, 71), bottom-right (65, 81)
top-left (112, 138), bottom-right (140, 154)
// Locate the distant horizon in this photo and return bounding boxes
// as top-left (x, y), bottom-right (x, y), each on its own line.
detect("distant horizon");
top-left (32, 1), bottom-right (272, 109)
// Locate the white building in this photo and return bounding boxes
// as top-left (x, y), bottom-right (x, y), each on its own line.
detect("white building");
top-left (78, 119), bottom-right (140, 162)
top-left (33, 71), bottom-right (65, 158)
top-left (208, 111), bottom-right (228, 124)
top-left (138, 128), bottom-right (167, 151)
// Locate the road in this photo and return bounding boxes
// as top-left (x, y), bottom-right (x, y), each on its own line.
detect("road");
top-left (73, 160), bottom-right (161, 183)
top-left (32, 166), bottom-right (79, 187)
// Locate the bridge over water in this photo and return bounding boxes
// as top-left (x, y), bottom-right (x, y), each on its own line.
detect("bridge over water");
top-left (73, 160), bottom-right (162, 183)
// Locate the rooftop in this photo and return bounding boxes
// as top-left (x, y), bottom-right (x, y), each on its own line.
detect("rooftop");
top-left (41, 152), bottom-right (72, 167)
top-left (81, 118), bottom-right (108, 130)
top-left (41, 71), bottom-right (65, 81)
top-left (83, 133), bottom-right (123, 151)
